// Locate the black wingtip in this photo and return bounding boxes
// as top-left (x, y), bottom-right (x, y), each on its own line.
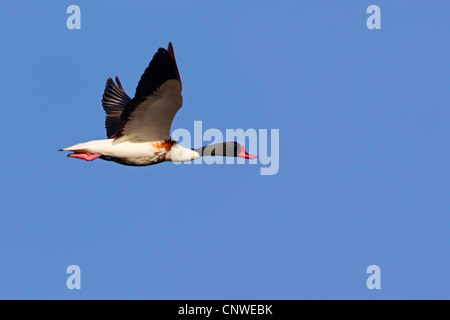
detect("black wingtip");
top-left (115, 76), bottom-right (124, 90)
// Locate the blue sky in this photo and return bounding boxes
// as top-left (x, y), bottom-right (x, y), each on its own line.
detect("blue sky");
top-left (0, 1), bottom-right (449, 299)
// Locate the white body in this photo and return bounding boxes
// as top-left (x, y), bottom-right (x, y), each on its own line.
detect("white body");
top-left (63, 139), bottom-right (200, 166)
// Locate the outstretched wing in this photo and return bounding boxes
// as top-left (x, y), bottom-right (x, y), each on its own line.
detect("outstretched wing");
top-left (102, 76), bottom-right (131, 138)
top-left (113, 43), bottom-right (182, 144)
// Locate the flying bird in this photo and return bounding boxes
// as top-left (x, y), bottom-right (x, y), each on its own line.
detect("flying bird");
top-left (61, 43), bottom-right (257, 166)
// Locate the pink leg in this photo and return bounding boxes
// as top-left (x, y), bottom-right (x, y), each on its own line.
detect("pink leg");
top-left (68, 152), bottom-right (102, 161)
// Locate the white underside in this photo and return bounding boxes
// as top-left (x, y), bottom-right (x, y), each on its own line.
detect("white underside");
top-left (63, 139), bottom-right (200, 165)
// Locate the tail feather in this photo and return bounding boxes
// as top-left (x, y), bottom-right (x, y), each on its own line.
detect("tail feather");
top-left (60, 142), bottom-right (92, 152)
top-left (60, 139), bottom-right (112, 154)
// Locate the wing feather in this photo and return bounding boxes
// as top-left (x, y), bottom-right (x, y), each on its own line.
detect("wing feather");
top-left (113, 43), bottom-right (182, 144)
top-left (102, 76), bottom-right (131, 138)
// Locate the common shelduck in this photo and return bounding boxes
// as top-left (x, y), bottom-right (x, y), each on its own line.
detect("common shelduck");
top-left (61, 43), bottom-right (257, 166)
